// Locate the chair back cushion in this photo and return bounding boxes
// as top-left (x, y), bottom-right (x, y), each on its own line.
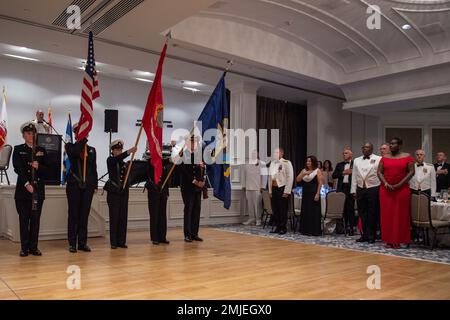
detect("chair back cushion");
top-left (0, 145), bottom-right (12, 169)
top-left (262, 190), bottom-right (273, 214)
top-left (411, 192), bottom-right (430, 225)
top-left (326, 192), bottom-right (346, 217)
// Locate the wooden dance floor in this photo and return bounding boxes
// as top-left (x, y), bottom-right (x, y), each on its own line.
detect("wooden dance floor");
top-left (0, 228), bottom-right (449, 300)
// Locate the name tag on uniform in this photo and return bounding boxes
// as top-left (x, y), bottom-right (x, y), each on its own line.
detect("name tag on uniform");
top-left (278, 165), bottom-right (282, 171)
top-left (423, 168), bottom-right (428, 174)
top-left (370, 159), bottom-right (376, 164)
top-left (20, 152), bottom-right (27, 155)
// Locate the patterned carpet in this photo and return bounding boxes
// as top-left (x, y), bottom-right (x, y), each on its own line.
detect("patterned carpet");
top-left (214, 224), bottom-right (450, 265)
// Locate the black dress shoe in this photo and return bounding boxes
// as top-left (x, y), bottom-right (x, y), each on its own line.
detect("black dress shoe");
top-left (368, 239), bottom-right (375, 244)
top-left (111, 246), bottom-right (118, 249)
top-left (160, 240), bottom-right (170, 244)
top-left (184, 237), bottom-right (193, 243)
top-left (348, 229), bottom-right (355, 236)
top-left (19, 250), bottom-right (28, 257)
top-left (78, 245), bottom-right (91, 252)
top-left (270, 228), bottom-right (280, 234)
top-left (356, 237), bottom-right (368, 243)
top-left (118, 244), bottom-right (128, 249)
top-left (69, 246), bottom-right (77, 253)
top-left (192, 236), bottom-right (203, 242)
top-left (29, 249), bottom-right (42, 256)
top-left (152, 241), bottom-right (160, 245)
top-left (278, 229), bottom-right (287, 235)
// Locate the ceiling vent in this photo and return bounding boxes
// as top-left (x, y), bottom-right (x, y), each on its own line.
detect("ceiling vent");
top-left (317, 0), bottom-right (350, 11)
top-left (83, 0), bottom-right (144, 35)
top-left (334, 48), bottom-right (355, 59)
top-left (52, 0), bottom-right (96, 28)
top-left (420, 22), bottom-right (446, 37)
top-left (208, 1), bottom-right (228, 9)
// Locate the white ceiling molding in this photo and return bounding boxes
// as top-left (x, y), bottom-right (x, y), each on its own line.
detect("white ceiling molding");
top-left (393, 7), bottom-right (450, 54)
top-left (388, 0), bottom-right (450, 4)
top-left (260, 0), bottom-right (380, 71)
top-left (359, 0), bottom-right (424, 60)
top-left (170, 15), bottom-right (341, 83)
top-left (290, 0), bottom-right (389, 64)
top-left (198, 11), bottom-right (349, 73)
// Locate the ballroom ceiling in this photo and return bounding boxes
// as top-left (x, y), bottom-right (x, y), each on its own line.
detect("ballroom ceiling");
top-left (0, 0), bottom-right (449, 109)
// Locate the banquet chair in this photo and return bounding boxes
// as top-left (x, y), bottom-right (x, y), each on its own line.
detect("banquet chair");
top-left (411, 192), bottom-right (450, 250)
top-left (322, 191), bottom-right (346, 236)
top-left (261, 190), bottom-right (273, 229)
top-left (0, 144), bottom-right (12, 185)
top-left (287, 193), bottom-right (300, 232)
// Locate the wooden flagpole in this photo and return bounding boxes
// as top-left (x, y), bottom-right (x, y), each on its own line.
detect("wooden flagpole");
top-left (83, 144), bottom-right (87, 183)
top-left (122, 124), bottom-right (144, 189)
top-left (122, 32), bottom-right (172, 189)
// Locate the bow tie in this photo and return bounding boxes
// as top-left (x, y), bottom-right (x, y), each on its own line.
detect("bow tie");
top-left (344, 161), bottom-right (350, 165)
top-left (417, 163), bottom-right (424, 167)
top-left (363, 156), bottom-right (370, 160)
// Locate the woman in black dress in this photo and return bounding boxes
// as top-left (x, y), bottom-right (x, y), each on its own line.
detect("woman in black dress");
top-left (296, 156), bottom-right (323, 236)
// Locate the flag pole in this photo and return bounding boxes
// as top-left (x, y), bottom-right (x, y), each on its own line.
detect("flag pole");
top-left (122, 124), bottom-right (144, 189)
top-left (122, 32), bottom-right (172, 190)
top-left (83, 144), bottom-right (87, 183)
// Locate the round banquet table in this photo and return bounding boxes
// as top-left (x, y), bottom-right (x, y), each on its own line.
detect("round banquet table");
top-left (431, 202), bottom-right (450, 222)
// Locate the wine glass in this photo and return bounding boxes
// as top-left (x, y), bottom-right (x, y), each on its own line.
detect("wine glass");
top-left (442, 190), bottom-right (449, 203)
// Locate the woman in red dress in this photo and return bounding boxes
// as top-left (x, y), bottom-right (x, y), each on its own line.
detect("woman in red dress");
top-left (377, 137), bottom-right (415, 249)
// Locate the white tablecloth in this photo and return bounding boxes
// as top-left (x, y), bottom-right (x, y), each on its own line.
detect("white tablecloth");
top-left (431, 202), bottom-right (450, 221)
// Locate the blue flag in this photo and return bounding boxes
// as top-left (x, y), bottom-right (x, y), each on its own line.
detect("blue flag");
top-left (198, 74), bottom-right (231, 209)
top-left (61, 113), bottom-right (73, 184)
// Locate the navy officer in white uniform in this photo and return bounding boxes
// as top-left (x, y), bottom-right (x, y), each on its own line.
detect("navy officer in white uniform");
top-left (268, 147), bottom-right (294, 234)
top-left (410, 149), bottom-right (436, 198)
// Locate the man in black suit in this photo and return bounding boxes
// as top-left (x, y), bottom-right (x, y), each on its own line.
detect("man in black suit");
top-left (146, 158), bottom-right (171, 245)
top-left (434, 152), bottom-right (449, 193)
top-left (332, 148), bottom-right (355, 235)
top-left (65, 123), bottom-right (98, 253)
top-left (172, 135), bottom-right (204, 243)
top-left (12, 122), bottom-right (48, 257)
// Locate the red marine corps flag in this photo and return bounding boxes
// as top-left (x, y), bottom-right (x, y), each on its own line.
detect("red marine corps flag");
top-left (75, 31), bottom-right (100, 141)
top-left (122, 40), bottom-right (168, 189)
top-left (0, 86), bottom-right (7, 149)
top-left (141, 43), bottom-right (167, 185)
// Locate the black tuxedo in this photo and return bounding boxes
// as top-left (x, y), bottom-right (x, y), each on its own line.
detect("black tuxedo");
top-left (434, 162), bottom-right (450, 192)
top-left (64, 138), bottom-right (98, 248)
top-left (105, 151), bottom-right (130, 247)
top-left (332, 160), bottom-right (355, 231)
top-left (332, 160), bottom-right (353, 192)
top-left (12, 143), bottom-right (48, 252)
top-left (146, 159), bottom-right (171, 243)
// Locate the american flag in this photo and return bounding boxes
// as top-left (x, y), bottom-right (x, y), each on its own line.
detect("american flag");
top-left (76, 31), bottom-right (99, 141)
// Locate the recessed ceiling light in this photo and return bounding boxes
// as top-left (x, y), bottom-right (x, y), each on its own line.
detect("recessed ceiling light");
top-left (135, 78), bottom-right (153, 83)
top-left (134, 70), bottom-right (154, 77)
top-left (183, 86), bottom-right (200, 93)
top-left (402, 24), bottom-right (412, 30)
top-left (182, 80), bottom-right (202, 86)
top-left (4, 54), bottom-right (39, 62)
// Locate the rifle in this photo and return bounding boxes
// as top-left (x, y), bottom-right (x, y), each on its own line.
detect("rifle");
top-left (31, 132), bottom-right (38, 211)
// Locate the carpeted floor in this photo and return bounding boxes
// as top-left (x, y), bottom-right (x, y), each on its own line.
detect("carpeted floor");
top-left (214, 224), bottom-right (450, 265)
